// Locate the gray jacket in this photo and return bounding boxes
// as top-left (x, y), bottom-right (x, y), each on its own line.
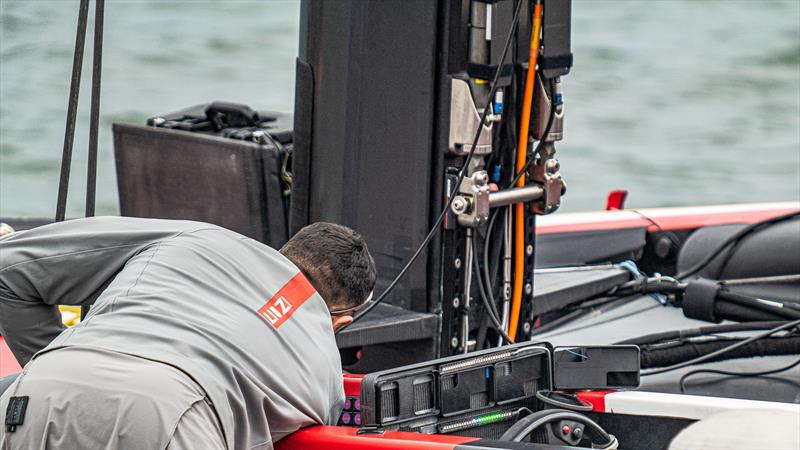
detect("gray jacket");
top-left (0, 217), bottom-right (344, 449)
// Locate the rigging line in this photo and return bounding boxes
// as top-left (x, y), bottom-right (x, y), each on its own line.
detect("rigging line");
top-left (85, 0), bottom-right (105, 217)
top-left (641, 319), bottom-right (800, 376)
top-left (338, 0), bottom-right (526, 333)
top-left (56, 0), bottom-right (90, 222)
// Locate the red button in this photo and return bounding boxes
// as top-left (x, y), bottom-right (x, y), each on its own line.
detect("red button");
top-left (562, 425), bottom-right (571, 435)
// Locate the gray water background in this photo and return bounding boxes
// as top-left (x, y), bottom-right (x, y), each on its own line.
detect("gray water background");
top-left (1, 0), bottom-right (798, 218)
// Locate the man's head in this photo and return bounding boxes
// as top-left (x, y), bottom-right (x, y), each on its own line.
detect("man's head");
top-left (280, 222), bottom-right (376, 331)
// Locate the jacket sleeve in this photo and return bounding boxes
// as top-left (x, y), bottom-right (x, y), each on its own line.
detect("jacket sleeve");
top-left (0, 217), bottom-right (189, 365)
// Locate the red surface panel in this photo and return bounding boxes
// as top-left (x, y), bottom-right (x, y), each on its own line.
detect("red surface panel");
top-left (276, 426), bottom-right (475, 450)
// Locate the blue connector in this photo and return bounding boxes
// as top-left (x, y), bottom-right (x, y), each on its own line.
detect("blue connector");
top-left (491, 164), bottom-right (502, 183)
top-left (493, 90), bottom-right (504, 115)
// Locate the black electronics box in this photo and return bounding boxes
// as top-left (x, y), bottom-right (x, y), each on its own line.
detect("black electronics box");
top-left (356, 342), bottom-right (640, 440)
top-left (113, 102), bottom-right (292, 248)
top-left (360, 341), bottom-right (552, 439)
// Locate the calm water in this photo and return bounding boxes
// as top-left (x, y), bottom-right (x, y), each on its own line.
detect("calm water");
top-left (1, 0), bottom-right (798, 218)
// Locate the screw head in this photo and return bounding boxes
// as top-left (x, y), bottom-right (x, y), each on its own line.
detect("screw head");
top-left (454, 258), bottom-right (462, 269)
top-left (525, 283), bottom-right (532, 295)
top-left (452, 297), bottom-right (461, 308)
top-left (451, 337), bottom-right (459, 348)
top-left (526, 244), bottom-right (534, 256)
top-left (523, 322), bottom-right (531, 333)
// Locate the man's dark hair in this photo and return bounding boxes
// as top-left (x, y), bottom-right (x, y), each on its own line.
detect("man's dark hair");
top-left (280, 222), bottom-right (376, 310)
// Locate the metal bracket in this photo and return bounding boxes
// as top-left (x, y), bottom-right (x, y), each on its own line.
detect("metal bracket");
top-left (532, 142), bottom-right (565, 214)
top-left (448, 79), bottom-right (493, 155)
top-left (451, 170), bottom-right (491, 228)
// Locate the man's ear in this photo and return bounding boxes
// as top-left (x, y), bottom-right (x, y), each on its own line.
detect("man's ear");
top-left (331, 315), bottom-right (353, 332)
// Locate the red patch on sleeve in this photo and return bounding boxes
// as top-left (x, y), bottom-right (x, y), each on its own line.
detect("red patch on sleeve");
top-left (258, 273), bottom-right (317, 329)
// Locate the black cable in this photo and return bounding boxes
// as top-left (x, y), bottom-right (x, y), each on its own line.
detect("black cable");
top-left (482, 209), bottom-right (503, 320)
top-left (614, 321), bottom-right (786, 346)
top-left (55, 0), bottom-right (90, 222)
top-left (629, 209), bottom-right (682, 249)
top-left (506, 78), bottom-right (557, 189)
top-left (472, 236), bottom-right (514, 345)
top-left (339, 0), bottom-right (526, 333)
top-left (717, 289), bottom-right (800, 320)
top-left (679, 357), bottom-right (800, 393)
top-left (675, 211), bottom-right (800, 280)
top-left (483, 208), bottom-right (501, 288)
top-left (500, 409), bottom-right (614, 446)
top-left (641, 319), bottom-right (800, 376)
top-left (85, 0), bottom-right (105, 217)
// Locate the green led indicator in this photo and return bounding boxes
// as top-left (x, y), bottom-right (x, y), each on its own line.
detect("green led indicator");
top-left (477, 412), bottom-right (504, 425)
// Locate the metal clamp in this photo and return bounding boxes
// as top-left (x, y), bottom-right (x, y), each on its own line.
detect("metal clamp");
top-left (451, 170), bottom-right (491, 227)
top-left (531, 142), bottom-right (565, 214)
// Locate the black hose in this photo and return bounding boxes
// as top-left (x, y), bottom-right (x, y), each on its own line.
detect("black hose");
top-left (715, 300), bottom-right (788, 322)
top-left (85, 0), bottom-right (105, 217)
top-left (716, 290), bottom-right (800, 320)
top-left (641, 335), bottom-right (800, 370)
top-left (55, 0), bottom-right (90, 222)
top-left (615, 321), bottom-right (786, 346)
top-left (641, 319), bottom-right (800, 374)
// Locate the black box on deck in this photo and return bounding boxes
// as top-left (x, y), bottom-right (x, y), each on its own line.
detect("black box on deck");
top-left (113, 102), bottom-right (292, 248)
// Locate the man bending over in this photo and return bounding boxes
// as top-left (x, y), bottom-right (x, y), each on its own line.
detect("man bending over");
top-left (0, 217), bottom-right (375, 449)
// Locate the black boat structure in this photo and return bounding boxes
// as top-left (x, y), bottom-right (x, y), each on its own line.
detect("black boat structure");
top-left (1, 1), bottom-right (798, 449)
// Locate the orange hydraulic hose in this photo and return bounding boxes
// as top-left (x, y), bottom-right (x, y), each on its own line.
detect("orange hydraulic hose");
top-left (508, 2), bottom-right (543, 342)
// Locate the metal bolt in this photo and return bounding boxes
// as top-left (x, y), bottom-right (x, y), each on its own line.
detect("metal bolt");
top-left (526, 244), bottom-right (534, 256)
top-left (523, 322), bottom-right (531, 333)
top-left (451, 196), bottom-right (468, 215)
top-left (451, 337), bottom-right (459, 348)
top-left (454, 258), bottom-right (462, 269)
top-left (546, 159), bottom-right (560, 174)
top-left (504, 286), bottom-right (512, 298)
top-left (452, 297), bottom-right (460, 308)
top-left (525, 283), bottom-right (532, 295)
